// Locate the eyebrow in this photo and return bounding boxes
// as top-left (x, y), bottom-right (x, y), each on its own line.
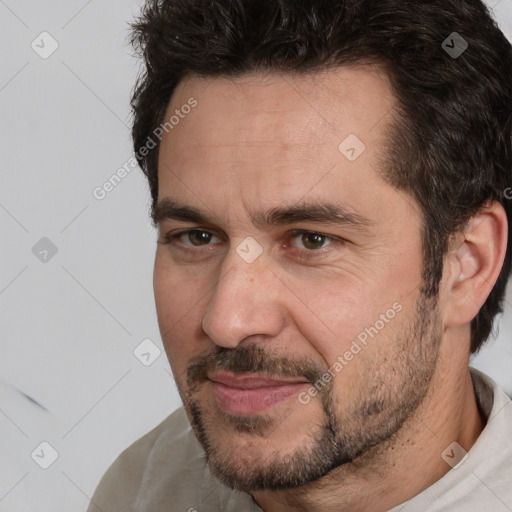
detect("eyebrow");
top-left (152, 198), bottom-right (374, 232)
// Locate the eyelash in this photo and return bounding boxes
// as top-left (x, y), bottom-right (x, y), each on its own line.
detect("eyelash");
top-left (160, 228), bottom-right (344, 261)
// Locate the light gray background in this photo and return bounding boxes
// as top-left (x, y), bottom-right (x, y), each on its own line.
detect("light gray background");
top-left (0, 1), bottom-right (511, 510)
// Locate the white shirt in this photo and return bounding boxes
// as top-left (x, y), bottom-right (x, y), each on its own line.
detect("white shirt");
top-left (388, 368), bottom-right (512, 511)
top-left (88, 368), bottom-right (512, 511)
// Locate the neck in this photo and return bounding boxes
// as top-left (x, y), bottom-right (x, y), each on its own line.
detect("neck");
top-left (252, 342), bottom-right (484, 512)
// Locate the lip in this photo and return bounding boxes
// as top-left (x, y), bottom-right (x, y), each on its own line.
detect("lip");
top-left (208, 372), bottom-right (309, 414)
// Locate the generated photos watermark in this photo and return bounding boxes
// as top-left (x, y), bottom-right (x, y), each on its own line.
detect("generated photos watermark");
top-left (298, 302), bottom-right (403, 404)
top-left (93, 97), bottom-right (198, 200)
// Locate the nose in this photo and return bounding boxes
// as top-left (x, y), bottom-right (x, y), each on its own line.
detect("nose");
top-left (201, 249), bottom-right (286, 348)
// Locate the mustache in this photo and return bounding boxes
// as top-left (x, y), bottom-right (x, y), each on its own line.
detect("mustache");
top-left (186, 345), bottom-right (326, 391)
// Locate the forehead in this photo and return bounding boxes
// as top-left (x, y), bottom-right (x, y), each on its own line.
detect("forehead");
top-left (163, 66), bottom-right (395, 149)
top-left (155, 67), bottom-right (410, 227)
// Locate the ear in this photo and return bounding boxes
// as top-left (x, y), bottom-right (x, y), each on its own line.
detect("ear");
top-left (443, 201), bottom-right (508, 327)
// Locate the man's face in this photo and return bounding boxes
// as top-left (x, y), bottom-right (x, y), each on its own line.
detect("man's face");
top-left (153, 68), bottom-right (443, 491)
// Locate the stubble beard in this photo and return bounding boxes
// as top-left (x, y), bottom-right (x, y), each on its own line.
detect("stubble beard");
top-left (179, 293), bottom-right (442, 493)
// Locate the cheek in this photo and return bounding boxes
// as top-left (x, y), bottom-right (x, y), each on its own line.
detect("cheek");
top-left (153, 249), bottom-right (206, 318)
top-left (305, 301), bottom-right (412, 400)
top-left (153, 252), bottom-right (208, 369)
top-left (291, 270), bottom-right (412, 369)
top-left (295, 293), bottom-right (374, 371)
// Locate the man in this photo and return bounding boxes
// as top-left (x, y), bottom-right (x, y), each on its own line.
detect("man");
top-left (88, 0), bottom-right (512, 510)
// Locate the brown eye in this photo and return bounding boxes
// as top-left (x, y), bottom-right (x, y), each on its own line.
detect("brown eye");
top-left (185, 230), bottom-right (214, 246)
top-left (162, 229), bottom-right (221, 247)
top-left (292, 232), bottom-right (331, 250)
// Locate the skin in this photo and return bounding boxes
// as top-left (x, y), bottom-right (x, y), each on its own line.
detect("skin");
top-left (152, 68), bottom-right (508, 512)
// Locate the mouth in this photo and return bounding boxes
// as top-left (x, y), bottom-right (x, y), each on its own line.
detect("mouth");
top-left (207, 372), bottom-right (310, 414)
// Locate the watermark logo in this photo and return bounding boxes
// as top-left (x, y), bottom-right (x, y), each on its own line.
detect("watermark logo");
top-left (32, 237), bottom-right (58, 263)
top-left (236, 236), bottom-right (263, 264)
top-left (442, 32), bottom-right (468, 59)
top-left (338, 134), bottom-right (366, 162)
top-left (441, 442), bottom-right (468, 469)
top-left (31, 32), bottom-right (59, 59)
top-left (134, 338), bottom-right (162, 367)
top-left (31, 441), bottom-right (59, 469)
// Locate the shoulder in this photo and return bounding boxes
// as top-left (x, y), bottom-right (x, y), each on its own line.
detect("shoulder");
top-left (88, 406), bottom-right (260, 512)
top-left (87, 407), bottom-right (196, 512)
top-left (393, 369), bottom-right (512, 512)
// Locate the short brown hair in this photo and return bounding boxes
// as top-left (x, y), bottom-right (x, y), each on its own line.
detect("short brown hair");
top-left (130, 0), bottom-right (512, 353)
